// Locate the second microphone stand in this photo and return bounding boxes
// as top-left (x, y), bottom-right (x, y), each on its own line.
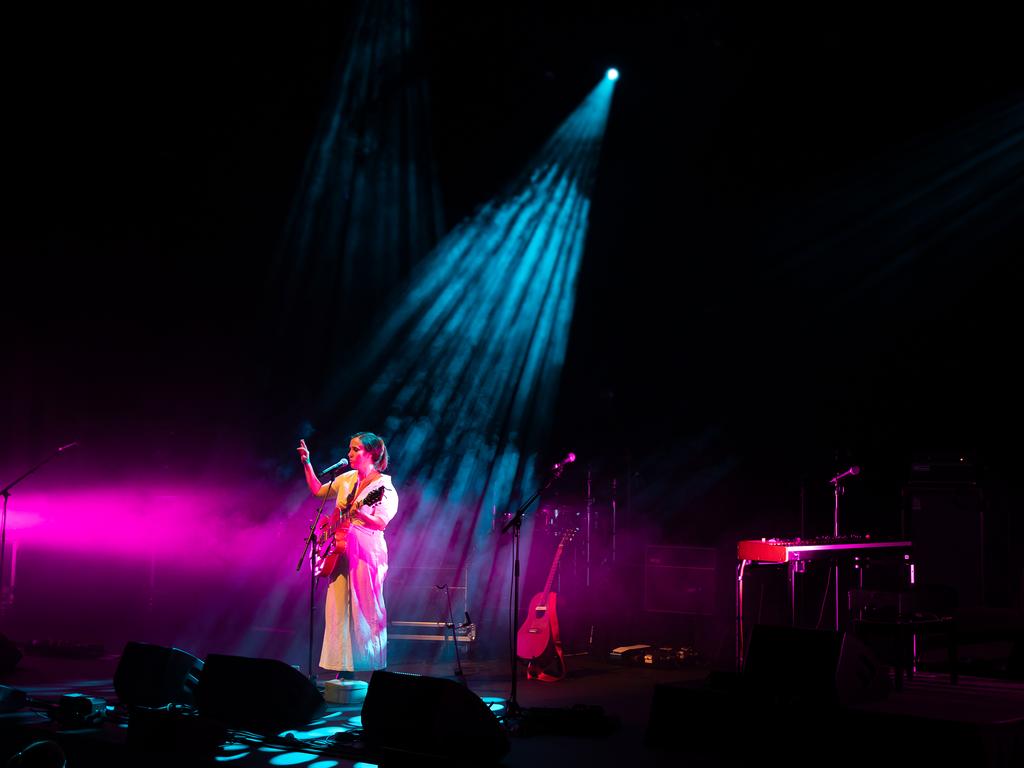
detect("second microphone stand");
top-left (828, 466), bottom-right (858, 632)
top-left (1, 442), bottom-right (79, 612)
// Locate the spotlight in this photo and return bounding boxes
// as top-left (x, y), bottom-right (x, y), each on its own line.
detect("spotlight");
top-left (606, 68), bottom-right (619, 81)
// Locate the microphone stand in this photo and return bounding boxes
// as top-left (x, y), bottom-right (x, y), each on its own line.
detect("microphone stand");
top-left (829, 473), bottom-right (850, 633)
top-left (295, 468), bottom-right (339, 685)
top-left (500, 464), bottom-right (565, 723)
top-left (1, 442), bottom-right (79, 611)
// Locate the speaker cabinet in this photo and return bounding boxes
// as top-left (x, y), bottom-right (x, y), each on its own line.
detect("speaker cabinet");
top-left (113, 641), bottom-right (203, 708)
top-left (644, 545), bottom-right (717, 614)
top-left (903, 485), bottom-right (987, 607)
top-left (195, 654), bottom-right (325, 734)
top-left (387, 566), bottom-right (469, 620)
top-left (362, 671), bottom-right (509, 764)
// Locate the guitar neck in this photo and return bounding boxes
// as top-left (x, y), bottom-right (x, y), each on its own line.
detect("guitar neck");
top-left (539, 537), bottom-right (569, 595)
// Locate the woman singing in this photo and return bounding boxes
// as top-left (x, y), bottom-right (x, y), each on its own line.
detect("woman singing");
top-left (298, 433), bottom-right (398, 678)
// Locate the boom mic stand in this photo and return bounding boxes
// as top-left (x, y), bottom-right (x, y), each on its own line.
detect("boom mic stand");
top-left (296, 465), bottom-right (341, 685)
top-left (500, 462), bottom-right (566, 724)
top-left (1, 442), bottom-right (79, 610)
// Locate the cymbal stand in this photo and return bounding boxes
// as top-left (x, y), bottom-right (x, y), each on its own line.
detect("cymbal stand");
top-left (585, 466), bottom-right (593, 588)
top-left (610, 477), bottom-right (617, 566)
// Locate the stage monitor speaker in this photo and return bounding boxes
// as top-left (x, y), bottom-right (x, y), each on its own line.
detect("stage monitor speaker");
top-left (195, 654), bottom-right (325, 735)
top-left (362, 670), bottom-right (509, 765)
top-left (743, 624), bottom-right (889, 706)
top-left (0, 685), bottom-right (28, 713)
top-left (113, 641), bottom-right (203, 708)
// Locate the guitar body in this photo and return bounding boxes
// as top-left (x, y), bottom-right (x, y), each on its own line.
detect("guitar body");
top-left (517, 591), bottom-right (566, 681)
top-left (517, 591), bottom-right (554, 659)
top-left (314, 486), bottom-right (385, 579)
top-left (314, 510), bottom-right (351, 578)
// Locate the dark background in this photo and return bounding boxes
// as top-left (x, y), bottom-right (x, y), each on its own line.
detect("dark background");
top-left (5, 1), bottom-right (1023, 560)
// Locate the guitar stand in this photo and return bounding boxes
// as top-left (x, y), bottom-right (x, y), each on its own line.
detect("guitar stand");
top-left (525, 650), bottom-right (566, 682)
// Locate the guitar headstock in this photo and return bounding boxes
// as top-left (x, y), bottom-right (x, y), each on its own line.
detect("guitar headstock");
top-left (361, 486), bottom-right (386, 507)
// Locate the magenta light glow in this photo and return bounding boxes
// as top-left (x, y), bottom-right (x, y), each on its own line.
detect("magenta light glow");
top-left (2, 472), bottom-right (324, 658)
top-left (8, 484), bottom-right (275, 564)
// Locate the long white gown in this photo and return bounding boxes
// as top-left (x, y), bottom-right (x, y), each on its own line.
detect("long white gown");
top-left (319, 470), bottom-right (398, 672)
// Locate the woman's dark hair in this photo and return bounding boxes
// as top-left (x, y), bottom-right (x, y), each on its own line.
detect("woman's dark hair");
top-left (352, 432), bottom-right (389, 471)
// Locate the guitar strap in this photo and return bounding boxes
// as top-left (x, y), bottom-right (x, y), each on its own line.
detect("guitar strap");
top-left (342, 482), bottom-right (358, 514)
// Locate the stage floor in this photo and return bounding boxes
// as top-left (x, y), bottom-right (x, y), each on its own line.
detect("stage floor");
top-left (4, 650), bottom-right (1024, 767)
top-left (1, 650), bottom-right (708, 767)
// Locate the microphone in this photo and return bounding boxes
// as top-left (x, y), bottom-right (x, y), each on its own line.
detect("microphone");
top-left (57, 441), bottom-right (80, 452)
top-left (552, 452), bottom-right (576, 472)
top-left (830, 465), bottom-right (860, 484)
top-left (318, 458), bottom-right (349, 476)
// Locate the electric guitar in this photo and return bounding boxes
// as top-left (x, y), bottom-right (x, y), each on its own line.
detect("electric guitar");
top-left (516, 528), bottom-right (576, 681)
top-left (314, 486), bottom-right (386, 578)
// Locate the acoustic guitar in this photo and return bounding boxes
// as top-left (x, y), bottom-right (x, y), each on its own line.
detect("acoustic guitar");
top-left (516, 528), bottom-right (576, 681)
top-left (314, 485), bottom-right (386, 578)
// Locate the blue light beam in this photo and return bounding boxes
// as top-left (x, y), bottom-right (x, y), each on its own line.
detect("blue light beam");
top-left (311, 75), bottom-right (617, 641)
